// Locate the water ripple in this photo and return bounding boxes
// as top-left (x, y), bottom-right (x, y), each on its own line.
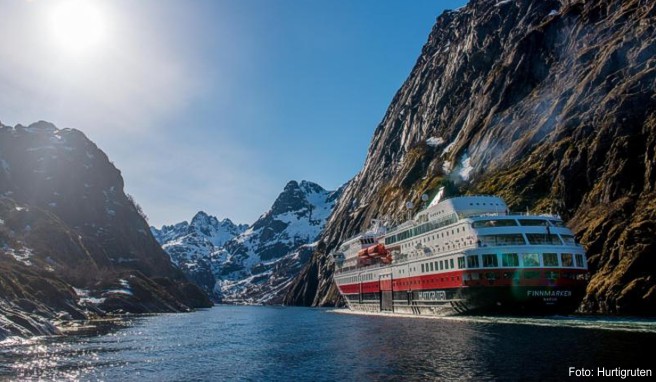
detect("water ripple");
top-left (1, 306), bottom-right (654, 381)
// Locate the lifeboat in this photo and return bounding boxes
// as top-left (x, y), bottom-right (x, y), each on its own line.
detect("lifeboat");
top-left (369, 243), bottom-right (388, 257)
top-left (358, 244), bottom-right (388, 258)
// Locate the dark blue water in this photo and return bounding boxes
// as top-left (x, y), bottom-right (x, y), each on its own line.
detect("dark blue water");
top-left (1, 306), bottom-right (655, 381)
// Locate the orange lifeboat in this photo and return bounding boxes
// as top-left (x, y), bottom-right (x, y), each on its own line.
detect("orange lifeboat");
top-left (367, 243), bottom-right (388, 257)
top-left (357, 244), bottom-right (389, 266)
top-left (357, 244), bottom-right (388, 258)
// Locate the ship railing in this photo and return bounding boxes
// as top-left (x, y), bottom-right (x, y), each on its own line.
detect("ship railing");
top-left (335, 261), bottom-right (395, 274)
top-left (439, 194), bottom-right (500, 202)
top-left (467, 212), bottom-right (562, 219)
top-left (508, 212), bottom-right (562, 218)
top-left (384, 221), bottom-right (417, 235)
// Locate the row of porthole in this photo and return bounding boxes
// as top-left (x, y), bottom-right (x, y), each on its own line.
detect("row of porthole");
top-left (394, 276), bottom-right (460, 287)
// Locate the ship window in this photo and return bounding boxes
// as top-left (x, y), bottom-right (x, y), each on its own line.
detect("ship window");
top-left (466, 255), bottom-right (480, 268)
top-left (472, 219), bottom-right (517, 228)
top-left (543, 253), bottom-right (559, 267)
top-left (439, 260), bottom-right (444, 270)
top-left (575, 254), bottom-right (585, 268)
top-left (482, 254), bottom-right (498, 267)
top-left (502, 253), bottom-right (519, 267)
top-left (421, 264), bottom-right (425, 273)
top-left (444, 261), bottom-right (449, 270)
top-left (450, 259), bottom-right (454, 268)
top-left (518, 219), bottom-right (549, 226)
top-left (479, 234), bottom-right (526, 246)
top-left (524, 270), bottom-right (540, 279)
top-left (561, 253), bottom-right (574, 267)
top-left (521, 253), bottom-right (540, 267)
top-left (561, 235), bottom-right (577, 245)
top-left (430, 262), bottom-right (434, 271)
top-left (549, 220), bottom-right (565, 227)
top-left (526, 233), bottom-right (562, 245)
top-left (458, 257), bottom-right (465, 269)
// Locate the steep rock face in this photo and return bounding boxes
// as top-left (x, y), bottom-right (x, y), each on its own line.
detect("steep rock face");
top-left (154, 181), bottom-right (341, 304)
top-left (0, 122), bottom-right (211, 338)
top-left (285, 0), bottom-right (656, 314)
top-left (151, 212), bottom-right (248, 298)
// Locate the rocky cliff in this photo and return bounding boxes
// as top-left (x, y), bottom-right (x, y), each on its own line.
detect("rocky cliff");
top-left (285, 0), bottom-right (656, 315)
top-left (0, 121), bottom-right (211, 339)
top-left (153, 180), bottom-right (342, 304)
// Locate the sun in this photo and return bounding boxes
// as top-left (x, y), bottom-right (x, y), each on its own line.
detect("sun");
top-left (50, 0), bottom-right (107, 54)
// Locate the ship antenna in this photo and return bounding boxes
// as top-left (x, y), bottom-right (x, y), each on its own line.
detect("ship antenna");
top-left (405, 201), bottom-right (414, 221)
top-left (421, 194), bottom-right (429, 209)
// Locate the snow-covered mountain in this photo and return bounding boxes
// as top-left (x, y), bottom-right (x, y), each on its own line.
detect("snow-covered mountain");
top-left (151, 212), bottom-right (248, 296)
top-left (152, 180), bottom-right (342, 303)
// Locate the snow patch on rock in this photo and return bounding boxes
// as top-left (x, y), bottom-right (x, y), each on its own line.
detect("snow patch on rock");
top-left (458, 153), bottom-right (474, 181)
top-left (6, 247), bottom-right (34, 266)
top-left (426, 137), bottom-right (445, 147)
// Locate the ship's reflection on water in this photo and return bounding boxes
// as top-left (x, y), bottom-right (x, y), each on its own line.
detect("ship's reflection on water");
top-left (1, 306), bottom-right (655, 381)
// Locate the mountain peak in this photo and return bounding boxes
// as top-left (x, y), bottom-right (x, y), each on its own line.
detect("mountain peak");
top-left (281, 180), bottom-right (326, 196)
top-left (190, 210), bottom-right (214, 225)
top-left (299, 180), bottom-right (325, 195)
top-left (271, 180), bottom-right (316, 216)
top-left (26, 120), bottom-right (58, 131)
top-left (283, 180), bottom-right (300, 191)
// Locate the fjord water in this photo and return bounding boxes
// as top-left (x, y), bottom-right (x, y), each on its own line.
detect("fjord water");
top-left (1, 306), bottom-right (655, 381)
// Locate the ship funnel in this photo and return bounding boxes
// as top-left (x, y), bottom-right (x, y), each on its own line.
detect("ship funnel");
top-left (428, 187), bottom-right (445, 207)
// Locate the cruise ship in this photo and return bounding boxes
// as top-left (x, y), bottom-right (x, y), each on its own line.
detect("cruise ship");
top-left (333, 190), bottom-right (589, 315)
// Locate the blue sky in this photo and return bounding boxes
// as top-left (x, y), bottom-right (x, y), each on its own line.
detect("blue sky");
top-left (0, 0), bottom-right (466, 227)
